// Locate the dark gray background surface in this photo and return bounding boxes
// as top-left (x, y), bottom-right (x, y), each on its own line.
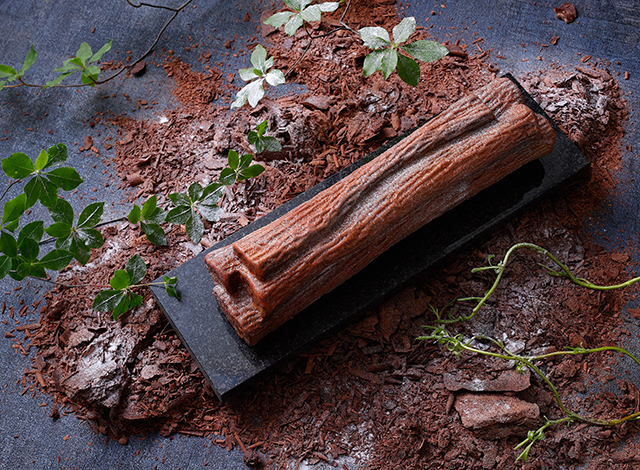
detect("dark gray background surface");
top-left (1, 0), bottom-right (639, 468)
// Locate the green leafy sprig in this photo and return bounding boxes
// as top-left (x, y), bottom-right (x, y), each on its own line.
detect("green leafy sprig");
top-left (44, 199), bottom-right (105, 266)
top-left (46, 40), bottom-right (113, 88)
top-left (359, 17), bottom-right (449, 86)
top-left (128, 195), bottom-right (167, 246)
top-left (231, 45), bottom-right (285, 108)
top-left (0, 46), bottom-right (37, 91)
top-left (1, 144), bottom-right (82, 209)
top-left (421, 242), bottom-right (640, 461)
top-left (165, 182), bottom-right (225, 244)
top-left (247, 120), bottom-right (282, 154)
top-left (264, 0), bottom-right (341, 37)
top-left (93, 254), bottom-right (179, 320)
top-left (220, 150), bottom-right (265, 185)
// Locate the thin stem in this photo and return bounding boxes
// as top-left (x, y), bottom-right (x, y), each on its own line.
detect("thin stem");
top-left (26, 275), bottom-right (110, 289)
top-left (96, 0), bottom-right (194, 84)
top-left (125, 0), bottom-right (183, 11)
top-left (5, 0), bottom-right (194, 90)
top-left (0, 179), bottom-right (21, 203)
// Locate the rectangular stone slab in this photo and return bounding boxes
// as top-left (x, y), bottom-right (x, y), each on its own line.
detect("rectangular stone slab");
top-left (150, 75), bottom-right (589, 400)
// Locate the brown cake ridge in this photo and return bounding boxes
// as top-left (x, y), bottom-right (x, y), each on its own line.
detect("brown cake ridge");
top-left (204, 77), bottom-right (556, 346)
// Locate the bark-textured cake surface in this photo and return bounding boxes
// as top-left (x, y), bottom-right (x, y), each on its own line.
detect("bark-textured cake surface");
top-left (204, 77), bottom-right (556, 346)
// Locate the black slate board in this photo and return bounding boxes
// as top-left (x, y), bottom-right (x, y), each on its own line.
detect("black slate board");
top-left (151, 75), bottom-right (589, 400)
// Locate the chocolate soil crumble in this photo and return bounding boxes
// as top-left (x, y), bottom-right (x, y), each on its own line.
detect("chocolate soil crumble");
top-left (9, 0), bottom-right (637, 468)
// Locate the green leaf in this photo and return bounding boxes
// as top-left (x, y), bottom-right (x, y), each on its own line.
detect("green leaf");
top-left (0, 65), bottom-right (18, 78)
top-left (128, 204), bottom-right (141, 224)
top-left (2, 152), bottom-right (34, 179)
top-left (44, 221), bottom-right (72, 239)
top-left (196, 202), bottom-right (222, 222)
top-left (90, 39), bottom-right (112, 63)
top-left (37, 249), bottom-right (73, 270)
top-left (166, 282), bottom-right (180, 300)
top-left (228, 150), bottom-right (239, 170)
top-left (202, 182), bottom-right (224, 201)
top-left (185, 210), bottom-right (205, 243)
top-left (246, 79), bottom-right (266, 108)
top-left (77, 202), bottom-right (104, 229)
top-left (126, 254), bottom-right (146, 285)
top-left (300, 4), bottom-right (323, 22)
top-left (19, 45), bottom-right (37, 75)
top-left (0, 255), bottom-right (12, 279)
top-left (381, 49), bottom-right (398, 79)
top-left (81, 69), bottom-right (100, 86)
top-left (93, 289), bottom-right (126, 313)
top-left (396, 53), bottom-right (420, 86)
top-left (239, 164), bottom-right (265, 180)
top-left (76, 42), bottom-right (93, 65)
top-left (362, 50), bottom-right (385, 77)
top-left (18, 221), bottom-right (44, 245)
top-left (46, 166), bottom-right (83, 190)
top-left (238, 153), bottom-right (253, 171)
top-left (264, 10), bottom-right (297, 28)
top-left (220, 168), bottom-right (237, 186)
top-left (392, 17), bottom-right (416, 45)
top-left (146, 207), bottom-right (166, 224)
top-left (70, 237), bottom-right (91, 265)
top-left (188, 182), bottom-right (203, 202)
top-left (113, 291), bottom-right (143, 319)
top-left (77, 227), bottom-right (104, 249)
top-left (358, 26), bottom-right (391, 49)
top-left (140, 195), bottom-right (157, 220)
top-left (140, 222), bottom-right (167, 246)
top-left (284, 0), bottom-right (312, 12)
top-left (318, 1), bottom-right (341, 12)
top-left (166, 205), bottom-right (192, 225)
top-left (3, 220), bottom-right (19, 233)
top-left (250, 45), bottom-right (268, 72)
top-left (25, 175), bottom-right (58, 208)
top-left (49, 198), bottom-right (74, 225)
top-left (0, 80), bottom-right (7, 91)
top-left (255, 121), bottom-right (267, 138)
top-left (169, 192), bottom-right (191, 206)
top-left (55, 60), bottom-right (82, 73)
top-left (45, 143), bottom-right (68, 168)
top-left (2, 194), bottom-right (27, 225)
top-left (110, 269), bottom-right (131, 290)
top-left (34, 149), bottom-right (49, 171)
top-left (238, 67), bottom-right (261, 82)
top-left (400, 40), bottom-right (449, 63)
top-left (284, 14), bottom-right (304, 36)
top-left (19, 237), bottom-right (39, 262)
top-left (265, 69), bottom-right (285, 87)
top-left (255, 135), bottom-right (281, 153)
top-left (14, 262), bottom-right (32, 280)
top-left (44, 72), bottom-right (74, 88)
top-left (0, 232), bottom-right (18, 258)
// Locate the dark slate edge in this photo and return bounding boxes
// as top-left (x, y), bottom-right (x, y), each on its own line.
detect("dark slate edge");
top-left (150, 75), bottom-right (589, 399)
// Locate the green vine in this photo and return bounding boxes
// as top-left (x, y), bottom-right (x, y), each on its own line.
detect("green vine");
top-left (420, 242), bottom-right (640, 462)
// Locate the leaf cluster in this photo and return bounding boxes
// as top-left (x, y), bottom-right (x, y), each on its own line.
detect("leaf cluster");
top-left (46, 40), bottom-right (113, 88)
top-left (0, 46), bottom-right (37, 91)
top-left (264, 0), bottom-right (341, 36)
top-left (128, 195), bottom-right (167, 246)
top-left (359, 17), bottom-right (449, 86)
top-left (0, 144), bottom-right (89, 281)
top-left (231, 45), bottom-right (285, 108)
top-left (247, 120), bottom-right (282, 154)
top-left (92, 254), bottom-right (179, 320)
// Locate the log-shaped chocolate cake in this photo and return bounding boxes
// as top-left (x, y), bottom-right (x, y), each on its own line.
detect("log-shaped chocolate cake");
top-left (205, 78), bottom-right (556, 346)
